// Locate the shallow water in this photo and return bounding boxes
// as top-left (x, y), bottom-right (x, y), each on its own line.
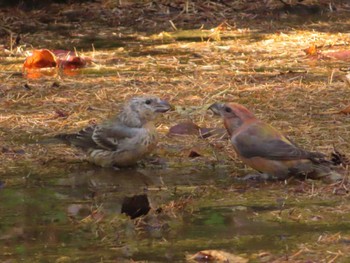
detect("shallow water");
top-left (1, 166), bottom-right (350, 262)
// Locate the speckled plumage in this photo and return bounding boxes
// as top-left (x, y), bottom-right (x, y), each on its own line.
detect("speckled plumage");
top-left (52, 96), bottom-right (170, 167)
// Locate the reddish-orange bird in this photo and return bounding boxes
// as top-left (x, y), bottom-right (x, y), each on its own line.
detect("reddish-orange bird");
top-left (209, 102), bottom-right (340, 181)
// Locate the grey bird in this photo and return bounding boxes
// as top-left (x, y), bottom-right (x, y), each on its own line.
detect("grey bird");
top-left (48, 96), bottom-right (171, 167)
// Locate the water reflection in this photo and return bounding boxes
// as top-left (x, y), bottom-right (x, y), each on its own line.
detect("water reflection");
top-left (0, 167), bottom-right (230, 261)
top-left (57, 167), bottom-right (228, 217)
top-left (2, 167), bottom-right (350, 262)
top-left (0, 187), bottom-right (81, 260)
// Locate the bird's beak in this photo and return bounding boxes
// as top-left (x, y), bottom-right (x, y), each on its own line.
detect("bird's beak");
top-left (208, 102), bottom-right (224, 116)
top-left (155, 100), bottom-right (172, 113)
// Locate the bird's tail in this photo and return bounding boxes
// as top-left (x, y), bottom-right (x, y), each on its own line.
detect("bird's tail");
top-left (37, 134), bottom-right (78, 145)
top-left (291, 160), bottom-right (343, 183)
top-left (309, 163), bottom-right (344, 183)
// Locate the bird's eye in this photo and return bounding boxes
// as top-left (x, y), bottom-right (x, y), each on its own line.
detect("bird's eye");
top-left (145, 99), bottom-right (152, 105)
top-left (225, 107), bottom-right (232, 113)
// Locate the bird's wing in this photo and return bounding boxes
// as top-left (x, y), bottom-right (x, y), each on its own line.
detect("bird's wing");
top-left (55, 123), bottom-right (138, 151)
top-left (233, 123), bottom-right (325, 161)
top-left (54, 125), bottom-right (98, 150)
top-left (91, 123), bottom-right (139, 151)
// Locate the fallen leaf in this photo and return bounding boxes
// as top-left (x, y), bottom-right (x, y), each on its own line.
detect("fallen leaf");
top-left (23, 49), bottom-right (91, 76)
top-left (188, 149), bottom-right (202, 158)
top-left (304, 45), bottom-right (350, 61)
top-left (23, 49), bottom-right (57, 69)
top-left (344, 74), bottom-right (350, 88)
top-left (53, 50), bottom-right (90, 69)
top-left (324, 50), bottom-right (350, 61)
top-left (168, 121), bottom-right (200, 136)
top-left (303, 44), bottom-right (318, 56)
top-left (339, 104), bottom-right (350, 114)
top-left (188, 250), bottom-right (248, 263)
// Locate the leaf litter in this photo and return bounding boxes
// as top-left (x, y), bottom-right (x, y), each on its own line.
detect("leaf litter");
top-left (1, 0), bottom-right (350, 262)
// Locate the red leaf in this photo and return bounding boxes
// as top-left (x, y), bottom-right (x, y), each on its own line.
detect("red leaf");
top-left (324, 50), bottom-right (350, 61)
top-left (339, 104), bottom-right (350, 114)
top-left (168, 121), bottom-right (200, 136)
top-left (53, 50), bottom-right (90, 69)
top-left (303, 44), bottom-right (318, 56)
top-left (23, 49), bottom-right (57, 69)
top-left (23, 49), bottom-right (90, 71)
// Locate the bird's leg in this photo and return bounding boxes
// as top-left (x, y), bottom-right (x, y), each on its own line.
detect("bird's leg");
top-left (237, 172), bottom-right (277, 181)
top-left (139, 156), bottom-right (166, 167)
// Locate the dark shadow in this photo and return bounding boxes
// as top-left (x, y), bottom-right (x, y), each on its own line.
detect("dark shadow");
top-left (121, 194), bottom-right (151, 219)
top-left (1, 1), bottom-right (350, 49)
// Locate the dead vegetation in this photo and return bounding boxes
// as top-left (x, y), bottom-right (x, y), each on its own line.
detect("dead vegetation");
top-left (1, 0), bottom-right (350, 261)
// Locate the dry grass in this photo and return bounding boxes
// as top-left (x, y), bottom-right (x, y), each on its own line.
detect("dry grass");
top-left (1, 0), bottom-right (350, 260)
top-left (1, 1), bottom-right (350, 170)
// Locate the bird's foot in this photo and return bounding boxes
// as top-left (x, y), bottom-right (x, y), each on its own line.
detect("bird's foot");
top-left (139, 157), bottom-right (167, 168)
top-left (237, 173), bottom-right (277, 182)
